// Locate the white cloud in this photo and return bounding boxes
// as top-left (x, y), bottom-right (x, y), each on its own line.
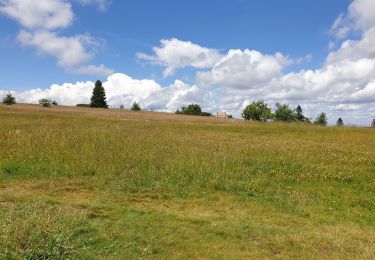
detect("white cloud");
top-left (18, 30), bottom-right (98, 68)
top-left (197, 49), bottom-right (290, 89)
top-left (0, 0), bottom-right (113, 76)
top-left (137, 38), bottom-right (223, 77)
top-left (0, 0), bottom-right (73, 30)
top-left (327, 28), bottom-right (375, 63)
top-left (348, 0), bottom-right (375, 31)
top-left (3, 73), bottom-right (200, 112)
top-left (75, 0), bottom-right (111, 11)
top-left (330, 0), bottom-right (375, 38)
top-left (74, 64), bottom-right (114, 76)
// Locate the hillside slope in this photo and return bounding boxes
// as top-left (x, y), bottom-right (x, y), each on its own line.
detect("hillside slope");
top-left (0, 104), bottom-right (374, 259)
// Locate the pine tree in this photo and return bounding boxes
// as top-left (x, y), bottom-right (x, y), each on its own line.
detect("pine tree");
top-left (336, 117), bottom-right (344, 126)
top-left (90, 80), bottom-right (108, 108)
top-left (296, 105), bottom-right (304, 121)
top-left (2, 93), bottom-right (16, 105)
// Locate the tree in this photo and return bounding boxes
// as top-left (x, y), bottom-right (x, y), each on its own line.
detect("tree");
top-left (314, 112), bottom-right (328, 126)
top-left (131, 102), bottom-right (141, 111)
top-left (90, 80), bottom-right (108, 108)
top-left (274, 103), bottom-right (295, 122)
top-left (336, 117), bottom-right (344, 126)
top-left (372, 119), bottom-right (375, 128)
top-left (242, 100), bottom-right (272, 121)
top-left (2, 93), bottom-right (16, 105)
top-left (181, 104), bottom-right (202, 115)
top-left (39, 98), bottom-right (52, 107)
top-left (296, 105), bottom-right (304, 121)
top-left (51, 100), bottom-right (58, 106)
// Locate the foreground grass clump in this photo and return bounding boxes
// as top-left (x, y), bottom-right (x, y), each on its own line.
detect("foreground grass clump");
top-left (0, 104), bottom-right (374, 258)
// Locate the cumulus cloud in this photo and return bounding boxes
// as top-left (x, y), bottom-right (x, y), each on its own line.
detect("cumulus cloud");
top-left (197, 49), bottom-right (290, 89)
top-left (137, 38), bottom-right (223, 77)
top-left (18, 30), bottom-right (96, 68)
top-left (0, 0), bottom-right (112, 76)
top-left (327, 28), bottom-right (375, 63)
top-left (0, 0), bottom-right (73, 30)
top-left (3, 73), bottom-right (201, 112)
top-left (330, 0), bottom-right (375, 38)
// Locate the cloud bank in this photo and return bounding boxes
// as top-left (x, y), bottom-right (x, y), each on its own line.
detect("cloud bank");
top-left (1, 0), bottom-right (375, 125)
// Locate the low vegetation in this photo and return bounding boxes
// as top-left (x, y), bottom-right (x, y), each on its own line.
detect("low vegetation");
top-left (176, 104), bottom-right (212, 117)
top-left (131, 102), bottom-right (141, 111)
top-left (2, 93), bottom-right (16, 105)
top-left (0, 104), bottom-right (374, 259)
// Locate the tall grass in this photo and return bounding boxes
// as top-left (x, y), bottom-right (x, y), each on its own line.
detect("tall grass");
top-left (0, 104), bottom-right (374, 258)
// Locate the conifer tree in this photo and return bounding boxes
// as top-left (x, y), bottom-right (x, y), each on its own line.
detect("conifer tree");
top-left (296, 105), bottom-right (304, 121)
top-left (336, 117), bottom-right (344, 126)
top-left (90, 80), bottom-right (108, 108)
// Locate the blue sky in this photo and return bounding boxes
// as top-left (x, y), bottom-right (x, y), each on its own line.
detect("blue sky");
top-left (1, 0), bottom-right (349, 88)
top-left (1, 0), bottom-right (375, 125)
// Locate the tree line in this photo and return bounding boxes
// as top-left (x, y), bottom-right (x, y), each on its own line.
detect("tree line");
top-left (2, 80), bottom-right (375, 127)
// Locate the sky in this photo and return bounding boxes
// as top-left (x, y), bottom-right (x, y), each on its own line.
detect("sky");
top-left (1, 0), bottom-right (375, 125)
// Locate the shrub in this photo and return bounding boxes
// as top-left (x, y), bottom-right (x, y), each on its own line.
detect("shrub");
top-left (2, 93), bottom-right (16, 105)
top-left (242, 100), bottom-right (272, 121)
top-left (314, 113), bottom-right (328, 126)
top-left (51, 100), bottom-right (58, 106)
top-left (76, 104), bottom-right (90, 107)
top-left (371, 119), bottom-right (375, 128)
top-left (201, 112), bottom-right (212, 117)
top-left (131, 102), bottom-right (141, 111)
top-left (39, 99), bottom-right (52, 107)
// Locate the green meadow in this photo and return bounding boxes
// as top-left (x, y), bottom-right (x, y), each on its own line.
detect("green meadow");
top-left (0, 104), bottom-right (374, 259)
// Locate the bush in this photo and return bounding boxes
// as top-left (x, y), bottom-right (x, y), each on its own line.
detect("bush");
top-left (76, 104), bottom-right (90, 107)
top-left (242, 100), bottom-right (272, 121)
top-left (131, 102), bottom-right (141, 111)
top-left (39, 99), bottom-right (52, 107)
top-left (371, 119), bottom-right (375, 128)
top-left (201, 112), bottom-right (212, 117)
top-left (314, 113), bottom-right (328, 126)
top-left (2, 93), bottom-right (16, 105)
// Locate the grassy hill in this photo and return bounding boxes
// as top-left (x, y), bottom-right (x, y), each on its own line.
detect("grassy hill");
top-left (0, 104), bottom-right (374, 259)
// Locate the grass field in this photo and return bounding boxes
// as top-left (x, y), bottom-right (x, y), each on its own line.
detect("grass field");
top-left (0, 104), bottom-right (374, 259)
